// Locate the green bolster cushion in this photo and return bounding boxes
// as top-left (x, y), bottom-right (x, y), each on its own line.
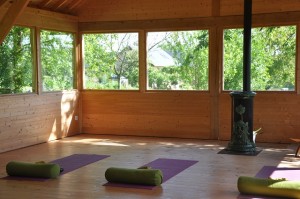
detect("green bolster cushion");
top-left (238, 176), bottom-right (300, 198)
top-left (105, 167), bottom-right (163, 186)
top-left (6, 161), bottom-right (61, 179)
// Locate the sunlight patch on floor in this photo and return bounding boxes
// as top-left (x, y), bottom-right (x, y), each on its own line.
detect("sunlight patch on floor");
top-left (60, 138), bottom-right (129, 147)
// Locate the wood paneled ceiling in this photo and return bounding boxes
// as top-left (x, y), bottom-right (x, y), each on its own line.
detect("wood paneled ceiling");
top-left (1, 0), bottom-right (88, 15)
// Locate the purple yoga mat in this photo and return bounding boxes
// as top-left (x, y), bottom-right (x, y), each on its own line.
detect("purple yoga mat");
top-left (2, 154), bottom-right (110, 181)
top-left (237, 166), bottom-right (300, 199)
top-left (255, 166), bottom-right (300, 181)
top-left (103, 158), bottom-right (198, 189)
top-left (50, 154), bottom-right (110, 175)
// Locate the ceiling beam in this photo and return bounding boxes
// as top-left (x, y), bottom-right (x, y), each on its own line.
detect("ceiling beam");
top-left (0, 0), bottom-right (7, 8)
top-left (53, 0), bottom-right (69, 10)
top-left (68, 0), bottom-right (84, 11)
top-left (39, 0), bottom-right (54, 9)
top-left (0, 0), bottom-right (30, 44)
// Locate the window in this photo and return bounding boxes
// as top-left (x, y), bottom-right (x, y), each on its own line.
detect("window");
top-left (147, 30), bottom-right (209, 90)
top-left (0, 26), bottom-right (34, 94)
top-left (83, 33), bottom-right (139, 90)
top-left (41, 30), bottom-right (75, 91)
top-left (223, 25), bottom-right (296, 91)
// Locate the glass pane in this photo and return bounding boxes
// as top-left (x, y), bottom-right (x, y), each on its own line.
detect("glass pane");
top-left (0, 26), bottom-right (34, 94)
top-left (147, 30), bottom-right (209, 90)
top-left (41, 30), bottom-right (74, 91)
top-left (223, 26), bottom-right (296, 91)
top-left (83, 33), bottom-right (139, 90)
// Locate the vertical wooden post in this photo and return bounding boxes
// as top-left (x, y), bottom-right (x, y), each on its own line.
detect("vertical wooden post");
top-left (36, 28), bottom-right (42, 94)
top-left (139, 30), bottom-right (147, 92)
top-left (209, 27), bottom-right (221, 140)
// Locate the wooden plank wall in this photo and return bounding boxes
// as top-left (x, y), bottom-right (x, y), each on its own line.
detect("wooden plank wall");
top-left (78, 0), bottom-right (300, 22)
top-left (1, 0), bottom-right (299, 153)
top-left (77, 0), bottom-right (212, 22)
top-left (82, 91), bottom-right (211, 139)
top-left (79, 0), bottom-right (300, 143)
top-left (220, 0), bottom-right (300, 16)
top-left (0, 92), bottom-right (80, 153)
top-left (0, 7), bottom-right (80, 153)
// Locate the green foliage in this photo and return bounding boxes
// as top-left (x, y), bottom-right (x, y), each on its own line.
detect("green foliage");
top-left (41, 30), bottom-right (74, 91)
top-left (224, 26), bottom-right (296, 91)
top-left (0, 26), bottom-right (33, 94)
top-left (1, 25), bottom-right (295, 94)
top-left (148, 66), bottom-right (181, 89)
top-left (83, 33), bottom-right (139, 90)
top-left (147, 30), bottom-right (209, 90)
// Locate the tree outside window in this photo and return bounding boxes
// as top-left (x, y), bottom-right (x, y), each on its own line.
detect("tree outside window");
top-left (223, 26), bottom-right (296, 91)
top-left (41, 30), bottom-right (75, 91)
top-left (0, 26), bottom-right (34, 94)
top-left (147, 30), bottom-right (209, 91)
top-left (83, 33), bottom-right (139, 90)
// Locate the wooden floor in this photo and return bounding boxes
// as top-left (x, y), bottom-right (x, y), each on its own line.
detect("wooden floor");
top-left (0, 134), bottom-right (299, 199)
